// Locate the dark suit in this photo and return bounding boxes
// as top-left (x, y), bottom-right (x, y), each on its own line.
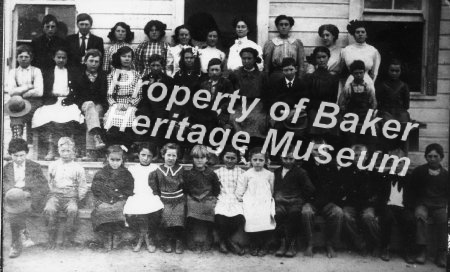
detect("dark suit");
top-left (66, 33), bottom-right (104, 68)
top-left (41, 66), bottom-right (80, 105)
top-left (31, 35), bottom-right (69, 70)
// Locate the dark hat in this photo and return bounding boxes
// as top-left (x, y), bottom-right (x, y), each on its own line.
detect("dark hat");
top-left (284, 110), bottom-right (308, 132)
top-left (5, 188), bottom-right (31, 214)
top-left (5, 96), bottom-right (32, 117)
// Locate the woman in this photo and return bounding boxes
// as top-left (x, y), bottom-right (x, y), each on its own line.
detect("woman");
top-left (263, 15), bottom-right (305, 83)
top-left (227, 16), bottom-right (263, 72)
top-left (167, 25), bottom-right (195, 77)
top-left (307, 24), bottom-right (342, 75)
top-left (340, 20), bottom-right (381, 89)
top-left (103, 22), bottom-right (134, 73)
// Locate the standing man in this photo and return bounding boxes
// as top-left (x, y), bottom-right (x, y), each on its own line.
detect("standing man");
top-left (66, 13), bottom-right (104, 68)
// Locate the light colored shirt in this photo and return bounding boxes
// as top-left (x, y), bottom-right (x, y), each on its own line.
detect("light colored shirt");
top-left (6, 66), bottom-right (43, 97)
top-left (341, 42), bottom-right (381, 82)
top-left (387, 181), bottom-right (404, 207)
top-left (227, 37), bottom-right (264, 71)
top-left (13, 162), bottom-right (26, 188)
top-left (48, 159), bottom-right (89, 199)
top-left (281, 167), bottom-right (289, 178)
top-left (199, 46), bottom-right (226, 73)
top-left (52, 67), bottom-right (69, 97)
top-left (78, 32), bottom-right (90, 47)
top-left (285, 78), bottom-right (294, 88)
top-left (103, 42), bottom-right (132, 73)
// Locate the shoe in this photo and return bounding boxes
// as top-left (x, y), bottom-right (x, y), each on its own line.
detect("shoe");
top-left (104, 233), bottom-right (113, 251)
top-left (112, 233), bottom-right (121, 250)
top-left (258, 246), bottom-right (268, 257)
top-left (46, 230), bottom-right (58, 250)
top-left (326, 245), bottom-right (337, 258)
top-left (163, 240), bottom-right (173, 253)
top-left (404, 252), bottom-right (415, 264)
top-left (435, 250), bottom-right (446, 268)
top-left (219, 240), bottom-right (228, 254)
top-left (304, 245), bottom-right (314, 257)
top-left (133, 234), bottom-right (144, 252)
top-left (21, 230), bottom-right (35, 248)
top-left (226, 238), bottom-right (244, 255)
top-left (93, 134), bottom-right (106, 150)
top-left (275, 238), bottom-right (286, 257)
top-left (144, 234), bottom-right (156, 253)
top-left (380, 247), bottom-right (390, 261)
top-left (9, 246), bottom-right (21, 258)
top-left (284, 241), bottom-right (297, 258)
top-left (415, 247), bottom-right (426, 264)
top-left (249, 245), bottom-right (258, 256)
top-left (175, 240), bottom-right (184, 254)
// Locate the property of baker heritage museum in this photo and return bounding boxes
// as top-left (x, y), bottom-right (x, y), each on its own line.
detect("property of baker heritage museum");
top-left (2, 0), bottom-right (449, 270)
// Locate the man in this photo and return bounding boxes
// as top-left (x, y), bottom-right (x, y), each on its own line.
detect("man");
top-left (66, 13), bottom-right (104, 68)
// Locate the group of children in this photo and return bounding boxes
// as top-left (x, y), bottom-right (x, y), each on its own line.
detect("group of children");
top-left (4, 137), bottom-right (449, 269)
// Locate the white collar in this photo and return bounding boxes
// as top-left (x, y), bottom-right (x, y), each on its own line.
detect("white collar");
top-left (158, 165), bottom-right (183, 176)
top-left (285, 77), bottom-right (295, 85)
top-left (79, 32), bottom-right (90, 39)
top-left (272, 36), bottom-right (296, 46)
top-left (235, 37), bottom-right (249, 44)
top-left (18, 66), bottom-right (31, 71)
top-left (14, 162), bottom-right (25, 168)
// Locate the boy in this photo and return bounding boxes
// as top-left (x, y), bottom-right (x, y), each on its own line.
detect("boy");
top-left (66, 13), bottom-right (104, 68)
top-left (273, 146), bottom-right (315, 257)
top-left (43, 137), bottom-right (89, 248)
top-left (3, 138), bottom-right (49, 258)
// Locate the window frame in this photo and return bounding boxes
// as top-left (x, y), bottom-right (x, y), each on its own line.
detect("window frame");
top-left (363, 0), bottom-right (423, 14)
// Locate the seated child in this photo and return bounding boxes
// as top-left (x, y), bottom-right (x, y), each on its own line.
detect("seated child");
top-left (184, 145), bottom-right (221, 253)
top-left (43, 137), bottom-right (89, 249)
top-left (214, 145), bottom-right (246, 255)
top-left (235, 147), bottom-right (276, 257)
top-left (3, 138), bottom-right (49, 258)
top-left (199, 28), bottom-right (226, 75)
top-left (123, 143), bottom-right (164, 252)
top-left (32, 47), bottom-right (84, 161)
top-left (91, 145), bottom-right (134, 251)
top-left (5, 45), bottom-right (43, 140)
top-left (148, 143), bottom-right (185, 254)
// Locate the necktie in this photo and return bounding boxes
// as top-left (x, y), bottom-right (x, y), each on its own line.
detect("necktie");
top-left (80, 35), bottom-right (87, 56)
top-left (288, 82), bottom-right (292, 88)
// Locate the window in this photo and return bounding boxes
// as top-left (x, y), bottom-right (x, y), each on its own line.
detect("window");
top-left (364, 0), bottom-right (422, 12)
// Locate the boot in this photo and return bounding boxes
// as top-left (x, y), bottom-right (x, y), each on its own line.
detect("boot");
top-left (249, 244), bottom-right (258, 256)
top-left (304, 243), bottom-right (314, 257)
top-left (103, 232), bottom-right (113, 251)
top-left (9, 242), bottom-right (22, 258)
top-left (21, 229), bottom-right (35, 248)
top-left (112, 232), bottom-right (121, 250)
top-left (133, 233), bottom-right (144, 252)
top-left (219, 239), bottom-right (229, 254)
top-left (275, 238), bottom-right (287, 257)
top-left (226, 238), bottom-right (244, 256)
top-left (380, 247), bottom-right (390, 261)
top-left (257, 243), bottom-right (269, 257)
top-left (415, 246), bottom-right (426, 264)
top-left (12, 124), bottom-right (24, 139)
top-left (404, 250), bottom-right (415, 264)
top-left (284, 240), bottom-right (297, 258)
top-left (44, 134), bottom-right (56, 161)
top-left (163, 239), bottom-right (173, 253)
top-left (435, 250), bottom-right (446, 268)
top-left (93, 134), bottom-right (106, 150)
top-left (46, 229), bottom-right (58, 249)
top-left (144, 234), bottom-right (156, 253)
top-left (62, 229), bottom-right (76, 247)
top-left (326, 245), bottom-right (337, 258)
top-left (175, 239), bottom-right (184, 254)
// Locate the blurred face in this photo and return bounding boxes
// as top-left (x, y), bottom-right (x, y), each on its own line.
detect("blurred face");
top-left (183, 52), bottom-right (195, 68)
top-left (43, 21), bottom-right (57, 38)
top-left (148, 26), bottom-right (161, 42)
top-left (11, 150), bottom-right (27, 165)
top-left (53, 50), bottom-right (67, 68)
top-left (312, 143), bottom-right (328, 162)
top-left (277, 19), bottom-right (292, 37)
top-left (425, 150), bottom-right (442, 170)
top-left (108, 152), bottom-right (123, 170)
top-left (353, 148), bottom-right (367, 164)
top-left (354, 27), bottom-right (367, 43)
top-left (281, 152), bottom-right (295, 169)
top-left (164, 149), bottom-right (178, 167)
top-left (178, 28), bottom-right (191, 45)
top-left (352, 69), bottom-right (365, 82)
top-left (206, 31), bottom-right (218, 47)
top-left (58, 145), bottom-right (74, 162)
top-left (77, 19), bottom-right (92, 36)
top-left (120, 51), bottom-right (133, 68)
top-left (321, 30), bottom-right (335, 47)
top-left (235, 21), bottom-right (249, 38)
top-left (138, 148), bottom-right (153, 166)
top-left (150, 60), bottom-right (163, 75)
top-left (223, 152), bottom-right (238, 169)
top-left (241, 52), bottom-right (255, 70)
top-left (282, 65), bottom-right (297, 81)
top-left (17, 52), bottom-right (32, 68)
top-left (193, 155), bottom-right (207, 170)
top-left (388, 64), bottom-right (401, 80)
top-left (85, 55), bottom-right (100, 72)
top-left (208, 64), bottom-right (222, 80)
top-left (315, 51), bottom-right (329, 69)
top-left (115, 26), bottom-right (127, 42)
top-left (251, 153), bottom-right (265, 171)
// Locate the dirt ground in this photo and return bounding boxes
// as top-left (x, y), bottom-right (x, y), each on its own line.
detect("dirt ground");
top-left (2, 245), bottom-right (445, 272)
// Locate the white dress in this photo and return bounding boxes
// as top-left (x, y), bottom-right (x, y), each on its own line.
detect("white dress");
top-left (236, 168), bottom-right (276, 232)
top-left (227, 37), bottom-right (264, 71)
top-left (123, 163), bottom-right (164, 214)
top-left (214, 166), bottom-right (245, 217)
top-left (199, 46), bottom-right (226, 73)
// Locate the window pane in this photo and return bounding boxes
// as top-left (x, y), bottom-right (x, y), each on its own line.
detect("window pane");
top-left (364, 0), bottom-right (392, 9)
top-left (47, 6), bottom-right (76, 37)
top-left (394, 0), bottom-right (422, 10)
top-left (17, 6), bottom-right (45, 40)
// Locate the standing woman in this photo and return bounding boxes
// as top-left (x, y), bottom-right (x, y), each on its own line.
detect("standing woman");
top-left (227, 16), bottom-right (263, 72)
top-left (313, 24), bottom-right (342, 74)
top-left (199, 28), bottom-right (226, 75)
top-left (167, 25), bottom-right (194, 77)
top-left (135, 20), bottom-right (169, 78)
top-left (263, 15), bottom-right (305, 83)
top-left (103, 22), bottom-right (134, 74)
top-left (341, 20), bottom-right (381, 88)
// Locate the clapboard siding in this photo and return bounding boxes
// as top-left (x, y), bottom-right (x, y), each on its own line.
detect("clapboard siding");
top-left (268, 32), bottom-right (349, 47)
top-left (270, 3), bottom-right (349, 18)
top-left (437, 79), bottom-right (450, 94)
top-left (267, 18), bottom-right (349, 32)
top-left (410, 94), bottom-right (450, 109)
top-left (410, 108), bottom-right (449, 123)
top-left (90, 14), bottom-right (174, 30)
top-left (79, 0), bottom-right (174, 14)
top-left (440, 35), bottom-right (450, 49)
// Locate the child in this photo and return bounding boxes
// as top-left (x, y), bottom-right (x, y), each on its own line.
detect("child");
top-left (376, 59), bottom-right (410, 152)
top-left (91, 145), bottom-right (134, 251)
top-left (43, 137), bottom-right (89, 249)
top-left (103, 22), bottom-right (134, 73)
top-left (104, 46), bottom-right (142, 150)
top-left (3, 138), bottom-right (49, 258)
top-left (123, 143), bottom-right (164, 252)
top-left (199, 28), bottom-right (226, 74)
top-left (214, 145), bottom-right (246, 255)
top-left (32, 47), bottom-right (84, 161)
top-left (273, 145), bottom-right (314, 258)
top-left (235, 147), bottom-right (276, 256)
top-left (148, 143), bottom-right (185, 254)
top-left (184, 145), bottom-right (221, 253)
top-left (167, 25), bottom-right (195, 77)
top-left (5, 44), bottom-right (43, 140)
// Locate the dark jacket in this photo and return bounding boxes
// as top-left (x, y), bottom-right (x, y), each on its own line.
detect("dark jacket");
top-left (91, 165), bottom-right (134, 204)
top-left (410, 164), bottom-right (449, 207)
top-left (3, 159), bottom-right (49, 212)
top-left (273, 165), bottom-right (315, 205)
top-left (373, 171), bottom-right (414, 211)
top-left (303, 160), bottom-right (340, 209)
top-left (31, 35), bottom-right (69, 71)
top-left (42, 66), bottom-right (80, 105)
top-left (137, 73), bottom-right (175, 120)
top-left (183, 167), bottom-right (221, 200)
top-left (66, 69), bottom-right (108, 109)
top-left (335, 164), bottom-right (376, 209)
top-left (269, 77), bottom-right (308, 115)
top-left (66, 33), bottom-right (104, 68)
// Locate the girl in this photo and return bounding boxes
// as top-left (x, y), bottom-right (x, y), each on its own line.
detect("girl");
top-left (91, 145), bottom-right (134, 251)
top-left (199, 28), bottom-right (226, 74)
top-left (318, 24), bottom-right (342, 74)
top-left (32, 47), bottom-right (84, 161)
top-left (123, 143), bottom-right (164, 252)
top-left (148, 143), bottom-right (185, 254)
top-left (214, 145), bottom-right (246, 255)
top-left (103, 46), bottom-right (142, 150)
top-left (103, 22), bottom-right (135, 73)
top-left (184, 145), bottom-right (221, 253)
top-left (235, 147), bottom-right (276, 256)
top-left (167, 25), bottom-right (195, 77)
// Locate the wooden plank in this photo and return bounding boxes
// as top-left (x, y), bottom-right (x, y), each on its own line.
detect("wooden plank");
top-left (410, 94), bottom-right (450, 109)
top-left (425, 2), bottom-right (441, 96)
top-left (419, 138), bottom-right (449, 152)
top-left (410, 108), bottom-right (449, 123)
top-left (271, 0), bottom-right (348, 3)
top-left (419, 123), bottom-right (449, 138)
top-left (408, 152), bottom-right (448, 168)
top-left (268, 32), bottom-right (350, 47)
top-left (438, 50), bottom-right (450, 64)
top-left (268, 17), bottom-right (349, 32)
top-left (439, 36), bottom-right (450, 49)
top-left (441, 4), bottom-right (450, 20)
top-left (437, 79), bottom-right (450, 94)
top-left (440, 20), bottom-right (450, 35)
top-left (90, 14), bottom-right (174, 29)
top-left (269, 3), bottom-right (348, 18)
top-left (438, 64), bottom-right (450, 79)
top-left (79, 0), bottom-right (173, 15)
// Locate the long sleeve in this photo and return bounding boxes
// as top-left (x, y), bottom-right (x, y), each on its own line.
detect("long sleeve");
top-left (130, 76), bottom-right (142, 107)
top-left (148, 171), bottom-right (160, 196)
top-left (402, 83), bottom-right (410, 110)
top-left (370, 49), bottom-right (381, 82)
top-left (103, 46), bottom-right (112, 73)
top-left (268, 172), bottom-right (275, 195)
top-left (295, 39), bottom-right (306, 78)
top-left (211, 172), bottom-right (221, 197)
top-left (76, 165), bottom-right (89, 200)
top-left (299, 169), bottom-right (315, 199)
top-left (134, 43), bottom-right (145, 75)
top-left (235, 173), bottom-right (248, 200)
top-left (6, 67), bottom-right (44, 98)
top-left (106, 71), bottom-right (117, 106)
top-left (367, 84), bottom-right (377, 109)
top-left (120, 169), bottom-right (135, 197)
top-left (263, 40), bottom-right (274, 73)
top-left (338, 85), bottom-right (350, 112)
top-left (166, 47), bottom-right (175, 77)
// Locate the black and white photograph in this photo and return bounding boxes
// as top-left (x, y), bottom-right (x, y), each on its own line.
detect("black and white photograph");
top-left (1, 0), bottom-right (449, 271)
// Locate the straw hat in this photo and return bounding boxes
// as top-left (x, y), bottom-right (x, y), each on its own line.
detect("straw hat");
top-left (5, 188), bottom-right (32, 214)
top-left (5, 96), bottom-right (32, 117)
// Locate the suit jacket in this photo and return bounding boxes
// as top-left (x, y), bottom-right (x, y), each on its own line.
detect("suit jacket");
top-left (269, 77), bottom-right (308, 115)
top-left (42, 66), bottom-right (80, 105)
top-left (66, 68), bottom-right (108, 109)
top-left (303, 160), bottom-right (340, 209)
top-left (3, 160), bottom-right (49, 212)
top-left (273, 165), bottom-right (315, 204)
top-left (31, 35), bottom-right (69, 70)
top-left (66, 33), bottom-right (104, 68)
top-left (374, 171), bottom-right (414, 211)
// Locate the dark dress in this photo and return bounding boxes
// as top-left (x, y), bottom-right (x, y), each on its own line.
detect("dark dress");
top-left (375, 79), bottom-right (410, 123)
top-left (172, 71), bottom-right (203, 120)
top-left (31, 35), bottom-right (69, 71)
top-left (91, 165), bottom-right (134, 231)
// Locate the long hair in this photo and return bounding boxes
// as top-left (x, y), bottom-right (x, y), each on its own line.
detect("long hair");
top-left (178, 47), bottom-right (201, 75)
top-left (107, 22), bottom-right (134, 43)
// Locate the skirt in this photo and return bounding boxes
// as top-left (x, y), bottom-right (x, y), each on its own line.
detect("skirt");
top-left (32, 98), bottom-right (84, 128)
top-left (104, 104), bottom-right (137, 130)
top-left (161, 196), bottom-right (186, 228)
top-left (230, 102), bottom-right (268, 138)
top-left (123, 193), bottom-right (164, 215)
top-left (91, 200), bottom-right (126, 231)
top-left (243, 195), bottom-right (276, 232)
top-left (186, 195), bottom-right (217, 222)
